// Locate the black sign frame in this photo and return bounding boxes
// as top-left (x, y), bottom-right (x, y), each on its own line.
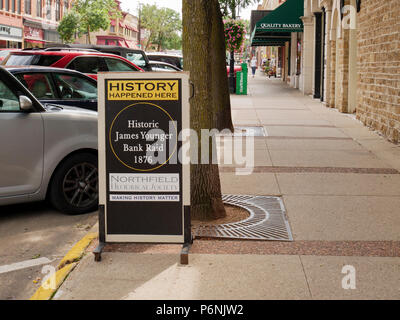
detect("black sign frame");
top-left (95, 72), bottom-right (191, 261)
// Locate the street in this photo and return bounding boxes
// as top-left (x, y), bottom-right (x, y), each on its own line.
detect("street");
top-left (0, 202), bottom-right (97, 300)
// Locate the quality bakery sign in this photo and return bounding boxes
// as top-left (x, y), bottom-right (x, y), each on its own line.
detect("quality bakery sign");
top-left (98, 72), bottom-right (190, 243)
top-left (260, 23), bottom-right (302, 30)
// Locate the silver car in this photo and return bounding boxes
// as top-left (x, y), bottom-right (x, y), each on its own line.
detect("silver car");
top-left (0, 66), bottom-right (98, 214)
top-left (148, 61), bottom-right (182, 72)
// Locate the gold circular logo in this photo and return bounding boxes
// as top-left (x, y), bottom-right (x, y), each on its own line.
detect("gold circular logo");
top-left (109, 102), bottom-right (178, 172)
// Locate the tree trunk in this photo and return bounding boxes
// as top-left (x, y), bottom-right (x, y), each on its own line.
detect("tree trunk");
top-left (210, 0), bottom-right (234, 131)
top-left (182, 0), bottom-right (226, 220)
top-left (145, 32), bottom-right (153, 51)
top-left (157, 33), bottom-right (163, 52)
top-left (87, 26), bottom-right (91, 45)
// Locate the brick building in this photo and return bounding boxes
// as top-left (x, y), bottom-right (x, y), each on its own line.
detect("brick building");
top-left (0, 0), bottom-right (24, 48)
top-left (301, 0), bottom-right (399, 143)
top-left (356, 0), bottom-right (399, 143)
top-left (251, 0), bottom-right (399, 143)
top-left (0, 0), bottom-right (71, 48)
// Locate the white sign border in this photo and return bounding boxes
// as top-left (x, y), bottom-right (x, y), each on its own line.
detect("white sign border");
top-left (98, 71), bottom-right (190, 244)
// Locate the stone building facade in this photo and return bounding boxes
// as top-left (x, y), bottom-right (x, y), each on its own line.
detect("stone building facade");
top-left (301, 0), bottom-right (399, 143)
top-left (356, 0), bottom-right (399, 143)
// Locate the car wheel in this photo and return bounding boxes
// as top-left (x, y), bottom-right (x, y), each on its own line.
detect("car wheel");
top-left (50, 153), bottom-right (98, 215)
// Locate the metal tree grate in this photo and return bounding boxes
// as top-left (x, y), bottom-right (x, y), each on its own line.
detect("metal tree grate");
top-left (193, 195), bottom-right (293, 241)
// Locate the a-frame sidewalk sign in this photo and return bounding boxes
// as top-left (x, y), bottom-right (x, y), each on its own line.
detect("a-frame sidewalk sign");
top-left (95, 71), bottom-right (191, 264)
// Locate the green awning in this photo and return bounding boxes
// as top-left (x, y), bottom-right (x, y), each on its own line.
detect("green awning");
top-left (251, 0), bottom-right (304, 46)
top-left (251, 38), bottom-right (289, 47)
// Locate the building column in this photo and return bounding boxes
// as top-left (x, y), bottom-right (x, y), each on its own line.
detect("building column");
top-left (335, 27), bottom-right (350, 113)
top-left (328, 37), bottom-right (336, 108)
top-left (290, 32), bottom-right (298, 88)
top-left (300, 15), bottom-right (314, 95)
top-left (347, 0), bottom-right (357, 113)
top-left (323, 6), bottom-right (332, 105)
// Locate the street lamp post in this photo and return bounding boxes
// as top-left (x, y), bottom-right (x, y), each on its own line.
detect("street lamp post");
top-left (229, 51), bottom-right (235, 93)
top-left (228, 7), bottom-right (237, 93)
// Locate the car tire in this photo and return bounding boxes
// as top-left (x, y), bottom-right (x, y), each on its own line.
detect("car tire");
top-left (49, 153), bottom-right (98, 215)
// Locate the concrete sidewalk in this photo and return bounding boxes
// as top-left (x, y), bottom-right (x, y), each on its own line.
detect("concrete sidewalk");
top-left (54, 72), bottom-right (400, 300)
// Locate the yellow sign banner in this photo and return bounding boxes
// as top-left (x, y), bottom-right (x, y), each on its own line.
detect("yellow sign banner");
top-left (107, 80), bottom-right (179, 101)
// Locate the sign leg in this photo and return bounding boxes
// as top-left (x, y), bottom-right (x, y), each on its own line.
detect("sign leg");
top-left (180, 243), bottom-right (191, 265)
top-left (94, 205), bottom-right (106, 262)
top-left (180, 205), bottom-right (192, 265)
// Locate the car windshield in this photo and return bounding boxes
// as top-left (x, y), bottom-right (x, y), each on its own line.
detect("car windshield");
top-left (54, 73), bottom-right (98, 100)
top-left (126, 53), bottom-right (146, 67)
top-left (4, 54), bottom-right (63, 66)
top-left (147, 55), bottom-right (183, 69)
top-left (104, 58), bottom-right (139, 71)
top-left (0, 51), bottom-right (10, 58)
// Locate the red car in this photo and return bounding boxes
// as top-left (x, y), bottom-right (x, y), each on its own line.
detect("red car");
top-left (0, 49), bottom-right (20, 63)
top-left (1, 49), bottom-right (143, 79)
top-left (226, 65), bottom-right (242, 76)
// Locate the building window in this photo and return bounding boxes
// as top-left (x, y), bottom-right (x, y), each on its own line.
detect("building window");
top-left (63, 0), bottom-right (68, 14)
top-left (37, 0), bottom-right (42, 17)
top-left (46, 0), bottom-right (51, 20)
top-left (11, 0), bottom-right (15, 12)
top-left (6, 0), bottom-right (9, 11)
top-left (56, 0), bottom-right (60, 21)
top-left (17, 0), bottom-right (21, 13)
top-left (110, 25), bottom-right (115, 33)
top-left (24, 0), bottom-right (31, 14)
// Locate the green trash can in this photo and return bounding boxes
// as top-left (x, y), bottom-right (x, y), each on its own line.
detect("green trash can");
top-left (236, 63), bottom-right (248, 95)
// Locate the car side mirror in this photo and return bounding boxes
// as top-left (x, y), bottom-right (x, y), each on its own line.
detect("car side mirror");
top-left (19, 95), bottom-right (33, 111)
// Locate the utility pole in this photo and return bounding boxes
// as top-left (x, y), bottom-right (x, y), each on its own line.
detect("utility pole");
top-left (138, 2), bottom-right (142, 49)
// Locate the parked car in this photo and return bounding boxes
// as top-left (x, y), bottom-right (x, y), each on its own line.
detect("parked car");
top-left (226, 65), bottom-right (242, 76)
top-left (146, 52), bottom-right (183, 70)
top-left (0, 49), bottom-right (20, 63)
top-left (1, 49), bottom-right (143, 80)
top-left (7, 66), bottom-right (98, 111)
top-left (148, 60), bottom-right (182, 72)
top-left (45, 44), bottom-right (153, 71)
top-left (0, 66), bottom-right (98, 214)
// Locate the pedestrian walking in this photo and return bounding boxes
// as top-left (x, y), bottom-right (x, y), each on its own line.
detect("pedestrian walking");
top-left (250, 57), bottom-right (257, 78)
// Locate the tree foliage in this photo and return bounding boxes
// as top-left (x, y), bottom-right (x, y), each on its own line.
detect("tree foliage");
top-left (57, 0), bottom-right (121, 44)
top-left (140, 5), bottom-right (182, 51)
top-left (57, 11), bottom-right (81, 44)
top-left (162, 33), bottom-right (182, 50)
top-left (219, 0), bottom-right (259, 18)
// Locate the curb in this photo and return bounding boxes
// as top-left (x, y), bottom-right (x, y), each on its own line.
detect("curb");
top-left (30, 231), bottom-right (98, 300)
top-left (57, 232), bottom-right (98, 270)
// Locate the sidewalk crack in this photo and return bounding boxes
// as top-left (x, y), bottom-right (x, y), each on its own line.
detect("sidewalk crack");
top-left (299, 255), bottom-right (313, 299)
